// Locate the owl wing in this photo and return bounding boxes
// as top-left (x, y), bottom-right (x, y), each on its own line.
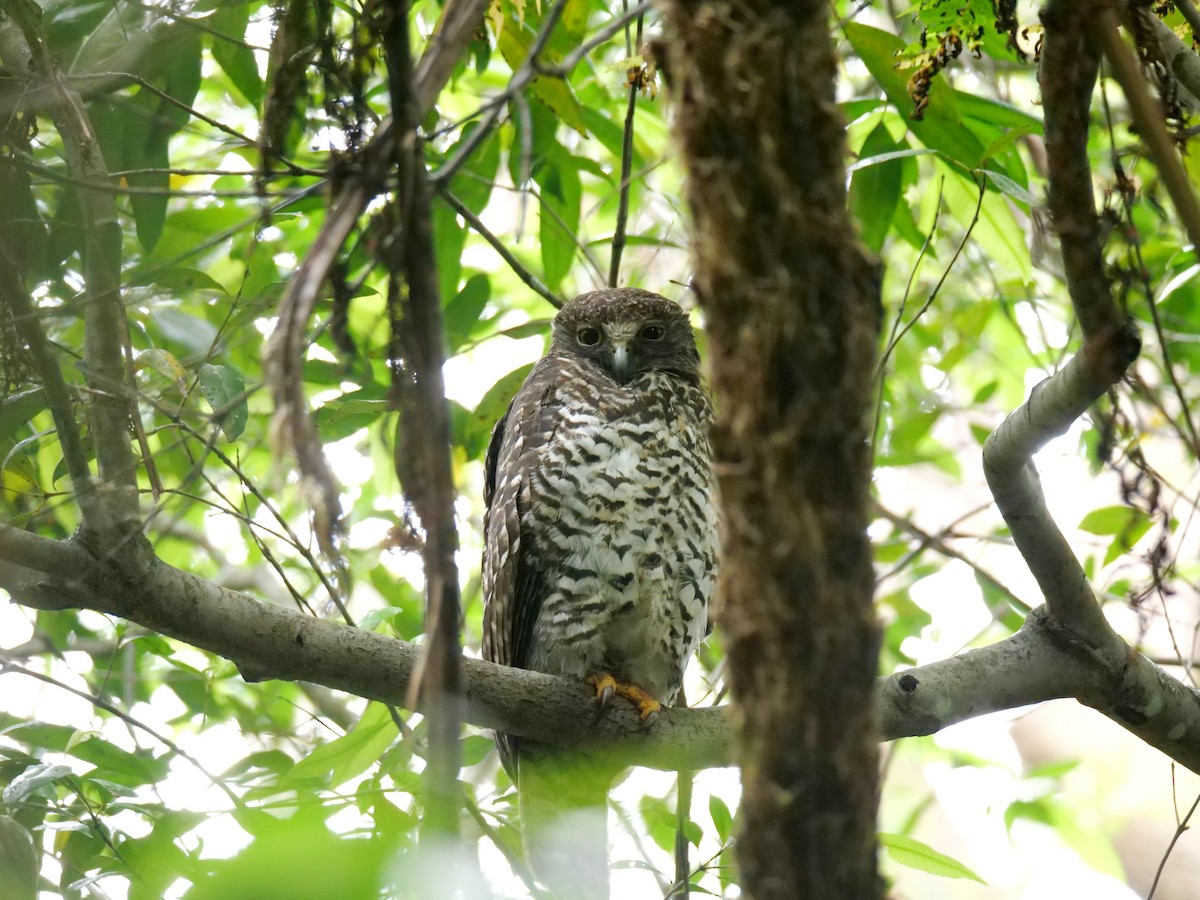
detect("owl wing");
top-left (481, 359), bottom-right (562, 674)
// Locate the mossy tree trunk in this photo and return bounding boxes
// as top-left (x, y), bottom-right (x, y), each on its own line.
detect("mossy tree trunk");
top-left (660, 2), bottom-right (883, 897)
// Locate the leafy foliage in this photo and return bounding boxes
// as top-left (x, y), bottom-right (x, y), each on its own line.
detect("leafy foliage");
top-left (1, 0), bottom-right (1199, 896)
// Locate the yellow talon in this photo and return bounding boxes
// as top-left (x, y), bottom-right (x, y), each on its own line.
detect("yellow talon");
top-left (586, 673), bottom-right (618, 706)
top-left (586, 673), bottom-right (661, 722)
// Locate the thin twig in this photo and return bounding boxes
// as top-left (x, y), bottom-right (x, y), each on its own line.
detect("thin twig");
top-left (1096, 76), bottom-right (1200, 455)
top-left (0, 250), bottom-right (97, 516)
top-left (881, 174), bottom-right (984, 362)
top-left (0, 657), bottom-right (245, 810)
top-left (537, 1), bottom-right (652, 77)
top-left (431, 0), bottom-right (573, 186)
top-left (608, 4), bottom-right (643, 287)
top-left (874, 502), bottom-right (1031, 614)
top-left (439, 189), bottom-right (564, 308)
top-left (1147, 791), bottom-right (1200, 899)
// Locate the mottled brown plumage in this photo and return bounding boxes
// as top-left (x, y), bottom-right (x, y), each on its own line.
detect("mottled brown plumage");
top-left (481, 288), bottom-right (718, 898)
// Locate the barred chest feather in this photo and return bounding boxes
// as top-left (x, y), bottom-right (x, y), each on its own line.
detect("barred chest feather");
top-left (523, 365), bottom-right (717, 704)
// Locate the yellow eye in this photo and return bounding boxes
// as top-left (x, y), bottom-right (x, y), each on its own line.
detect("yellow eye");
top-left (577, 326), bottom-right (602, 346)
top-left (640, 324), bottom-right (665, 341)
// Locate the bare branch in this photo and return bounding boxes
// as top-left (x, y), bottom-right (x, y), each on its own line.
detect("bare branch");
top-left (608, 5), bottom-right (643, 288)
top-left (438, 189), bottom-right (564, 308)
top-left (983, 345), bottom-right (1135, 647)
top-left (9, 531), bottom-right (1200, 773)
top-left (1039, 0), bottom-right (1122, 341)
top-left (983, 1), bottom-right (1140, 654)
top-left (1094, 9), bottom-right (1200, 252)
top-left (1, 5), bottom-right (140, 536)
top-left (1129, 5), bottom-right (1200, 106)
top-left (0, 523), bottom-right (92, 575)
top-left (880, 603), bottom-right (1200, 775)
top-left (0, 250), bottom-right (97, 517)
top-left (264, 0), bottom-right (491, 547)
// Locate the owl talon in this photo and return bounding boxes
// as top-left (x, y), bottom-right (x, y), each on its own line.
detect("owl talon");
top-left (587, 673), bottom-right (618, 709)
top-left (587, 674), bottom-right (660, 723)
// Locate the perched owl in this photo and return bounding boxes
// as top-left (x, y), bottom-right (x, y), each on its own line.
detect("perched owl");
top-left (482, 288), bottom-right (718, 898)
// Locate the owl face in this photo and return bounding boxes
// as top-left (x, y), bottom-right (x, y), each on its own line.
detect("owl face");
top-left (551, 289), bottom-right (700, 385)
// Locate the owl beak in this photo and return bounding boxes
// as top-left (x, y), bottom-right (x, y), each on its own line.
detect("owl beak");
top-left (609, 341), bottom-right (632, 383)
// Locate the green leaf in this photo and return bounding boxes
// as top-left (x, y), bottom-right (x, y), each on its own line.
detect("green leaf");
top-left (1078, 506), bottom-right (1149, 536)
top-left (846, 146), bottom-right (938, 174)
top-left (313, 394), bottom-right (388, 441)
top-left (0, 389), bottom-right (47, 443)
top-left (128, 129), bottom-right (170, 252)
top-left (280, 703), bottom-right (398, 789)
top-left (637, 793), bottom-right (677, 854)
top-left (461, 364), bottom-right (535, 459)
top-left (498, 12), bottom-right (588, 135)
top-left (879, 832), bottom-right (986, 883)
top-left (0, 815), bottom-right (37, 900)
top-left (197, 363), bottom-right (248, 440)
top-left (433, 200), bottom-right (467, 303)
top-left (978, 168), bottom-right (1036, 209)
top-left (70, 4), bottom-right (158, 76)
top-left (2, 763), bottom-right (73, 805)
top-left (957, 91), bottom-right (1043, 133)
top-left (445, 274), bottom-right (492, 354)
top-left (460, 735), bottom-right (495, 767)
top-left (536, 155), bottom-right (582, 290)
top-left (128, 267), bottom-right (229, 295)
top-left (979, 123), bottom-right (1038, 167)
top-left (708, 795), bottom-right (733, 844)
top-left (850, 124), bottom-right (905, 252)
top-left (844, 24), bottom-right (986, 170)
top-left (70, 735), bottom-right (170, 787)
top-left (443, 124), bottom-right (501, 216)
top-left (211, 2), bottom-right (264, 106)
top-left (189, 809), bottom-right (389, 900)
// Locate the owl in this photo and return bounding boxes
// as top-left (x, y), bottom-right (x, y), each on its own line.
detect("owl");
top-left (481, 287), bottom-right (718, 898)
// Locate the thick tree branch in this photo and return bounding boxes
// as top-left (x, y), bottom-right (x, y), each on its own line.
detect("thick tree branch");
top-left (0, 524), bottom-right (92, 576)
top-left (1039, 0), bottom-right (1121, 342)
top-left (983, 345), bottom-right (1136, 648)
top-left (975, 0), bottom-right (1200, 776)
top-left (1, 542), bottom-right (729, 771)
top-left (881, 606), bottom-right (1200, 774)
top-left (985, 0), bottom-right (1140, 655)
top-left (9, 534), bottom-right (1200, 773)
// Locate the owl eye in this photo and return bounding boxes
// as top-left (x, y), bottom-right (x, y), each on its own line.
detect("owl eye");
top-left (640, 324), bottom-right (665, 341)
top-left (577, 326), bottom-right (602, 346)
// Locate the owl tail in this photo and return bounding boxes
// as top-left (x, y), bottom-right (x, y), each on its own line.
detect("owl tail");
top-left (516, 746), bottom-right (616, 900)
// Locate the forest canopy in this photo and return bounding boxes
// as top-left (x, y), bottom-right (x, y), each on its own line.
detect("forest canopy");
top-left (2, 0), bottom-right (1200, 898)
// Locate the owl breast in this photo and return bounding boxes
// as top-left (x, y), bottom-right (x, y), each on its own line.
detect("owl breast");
top-left (523, 369), bottom-right (717, 704)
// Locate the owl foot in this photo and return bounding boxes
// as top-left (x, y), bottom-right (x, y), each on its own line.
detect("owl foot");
top-left (586, 674), bottom-right (661, 725)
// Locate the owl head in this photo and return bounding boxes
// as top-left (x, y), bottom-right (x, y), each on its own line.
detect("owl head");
top-left (550, 288), bottom-right (701, 385)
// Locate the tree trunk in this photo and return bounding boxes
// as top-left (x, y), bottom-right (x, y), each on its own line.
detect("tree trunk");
top-left (659, 2), bottom-right (883, 897)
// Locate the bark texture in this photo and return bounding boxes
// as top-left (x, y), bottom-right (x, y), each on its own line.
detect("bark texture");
top-left (659, 2), bottom-right (882, 898)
